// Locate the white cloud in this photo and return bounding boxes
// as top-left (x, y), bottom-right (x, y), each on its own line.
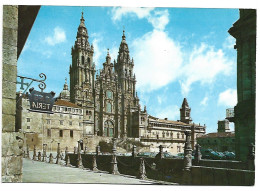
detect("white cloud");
top-left (154, 105), bottom-right (180, 120)
top-left (111, 7), bottom-right (235, 96)
top-left (45, 27), bottom-right (66, 46)
top-left (147, 10), bottom-right (169, 31)
top-left (179, 43), bottom-right (234, 96)
top-left (223, 35), bottom-right (235, 50)
top-left (132, 30), bottom-right (183, 92)
top-left (111, 7), bottom-right (154, 22)
top-left (200, 96), bottom-right (209, 106)
top-left (218, 89), bottom-right (237, 107)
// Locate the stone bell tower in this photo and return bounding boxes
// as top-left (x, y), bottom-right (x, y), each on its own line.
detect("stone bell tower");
top-left (69, 12), bottom-right (95, 106)
top-left (180, 98), bottom-right (192, 124)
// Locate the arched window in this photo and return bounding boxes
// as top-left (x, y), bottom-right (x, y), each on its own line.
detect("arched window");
top-left (177, 133), bottom-right (180, 139)
top-left (106, 90), bottom-right (113, 99)
top-left (81, 55), bottom-right (84, 65)
top-left (106, 102), bottom-right (112, 113)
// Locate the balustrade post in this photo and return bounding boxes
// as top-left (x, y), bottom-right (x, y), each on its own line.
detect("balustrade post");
top-left (77, 141), bottom-right (83, 169)
top-left (92, 155), bottom-right (98, 171)
top-left (110, 154), bottom-right (120, 175)
top-left (96, 145), bottom-right (100, 156)
top-left (65, 154), bottom-right (71, 167)
top-left (42, 144), bottom-right (47, 162)
top-left (56, 143), bottom-right (61, 165)
top-left (33, 145), bottom-right (37, 161)
top-left (26, 144), bottom-right (30, 158)
top-left (182, 131), bottom-right (192, 185)
top-left (65, 146), bottom-right (68, 156)
top-left (132, 145), bottom-right (137, 157)
top-left (49, 153), bottom-right (54, 164)
top-left (138, 158), bottom-right (147, 180)
top-left (84, 146), bottom-right (87, 154)
top-left (37, 151), bottom-right (42, 161)
top-left (194, 144), bottom-right (201, 165)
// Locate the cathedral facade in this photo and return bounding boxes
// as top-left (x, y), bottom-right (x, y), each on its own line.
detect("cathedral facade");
top-left (66, 12), bottom-right (206, 153)
top-left (69, 13), bottom-right (141, 139)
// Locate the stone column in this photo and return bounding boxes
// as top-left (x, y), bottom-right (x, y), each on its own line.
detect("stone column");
top-left (84, 146), bottom-right (87, 154)
top-left (42, 144), bottom-right (47, 162)
top-left (65, 155), bottom-right (71, 167)
top-left (138, 158), bottom-right (147, 180)
top-left (92, 155), bottom-right (98, 171)
top-left (32, 145), bottom-right (37, 161)
top-left (2, 5), bottom-right (22, 182)
top-left (49, 153), bottom-right (54, 164)
top-left (182, 131), bottom-right (192, 185)
top-left (26, 144), bottom-right (30, 158)
top-left (247, 143), bottom-right (255, 171)
top-left (110, 154), bottom-right (119, 175)
top-left (77, 141), bottom-right (83, 169)
top-left (132, 145), bottom-right (137, 157)
top-left (96, 145), bottom-right (100, 156)
top-left (194, 144), bottom-right (201, 165)
top-left (112, 138), bottom-right (117, 155)
top-left (56, 143), bottom-right (61, 165)
top-left (65, 146), bottom-right (68, 156)
top-left (37, 152), bottom-right (42, 161)
top-left (159, 145), bottom-right (164, 159)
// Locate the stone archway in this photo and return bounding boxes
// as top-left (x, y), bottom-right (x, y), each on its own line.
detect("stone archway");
top-left (104, 120), bottom-right (114, 137)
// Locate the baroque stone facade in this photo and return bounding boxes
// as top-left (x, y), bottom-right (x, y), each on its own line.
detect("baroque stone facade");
top-left (68, 13), bottom-right (205, 153)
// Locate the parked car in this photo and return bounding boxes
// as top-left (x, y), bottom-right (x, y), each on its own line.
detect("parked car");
top-left (223, 151), bottom-right (235, 160)
top-left (201, 149), bottom-right (223, 160)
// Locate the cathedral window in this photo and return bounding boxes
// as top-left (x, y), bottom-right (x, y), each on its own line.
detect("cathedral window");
top-left (177, 133), bottom-right (180, 139)
top-left (106, 90), bottom-right (113, 99)
top-left (106, 102), bottom-right (112, 113)
top-left (177, 146), bottom-right (181, 153)
top-left (47, 119), bottom-right (51, 124)
top-left (69, 121), bottom-right (72, 126)
top-left (60, 120), bottom-right (63, 125)
top-left (182, 134), bottom-right (185, 139)
top-left (27, 118), bottom-right (31, 122)
top-left (70, 130), bottom-right (73, 138)
top-left (59, 130), bottom-right (63, 137)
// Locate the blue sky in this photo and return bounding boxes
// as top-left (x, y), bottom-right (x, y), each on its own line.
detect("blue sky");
top-left (17, 6), bottom-right (239, 133)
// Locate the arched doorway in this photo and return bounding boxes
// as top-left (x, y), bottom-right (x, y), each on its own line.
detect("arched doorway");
top-left (104, 120), bottom-right (114, 137)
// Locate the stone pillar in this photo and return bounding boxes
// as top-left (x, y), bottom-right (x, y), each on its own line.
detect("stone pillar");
top-left (26, 144), bottom-right (30, 158)
top-left (56, 143), bottom-right (61, 165)
top-left (2, 5), bottom-right (22, 182)
top-left (84, 146), bottom-right (87, 154)
top-left (132, 145), bottom-right (137, 157)
top-left (92, 155), bottom-right (98, 171)
top-left (110, 155), bottom-right (119, 175)
top-left (138, 158), bottom-right (147, 180)
top-left (112, 138), bottom-right (117, 155)
top-left (182, 131), bottom-right (192, 185)
top-left (96, 145), bottom-right (100, 156)
top-left (65, 146), bottom-right (68, 156)
top-left (247, 143), bottom-right (255, 171)
top-left (49, 153), bottom-right (54, 164)
top-left (32, 145), bottom-right (37, 161)
top-left (194, 144), bottom-right (201, 165)
top-left (42, 144), bottom-right (47, 162)
top-left (74, 147), bottom-right (77, 154)
top-left (37, 152), bottom-right (42, 161)
top-left (159, 145), bottom-right (164, 159)
top-left (65, 155), bottom-right (71, 167)
top-left (77, 141), bottom-right (83, 169)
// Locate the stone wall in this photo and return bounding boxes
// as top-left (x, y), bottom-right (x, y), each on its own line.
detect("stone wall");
top-left (191, 166), bottom-right (254, 185)
top-left (2, 5), bottom-right (23, 182)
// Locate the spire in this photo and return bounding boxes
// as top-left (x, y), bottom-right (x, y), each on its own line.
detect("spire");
top-left (182, 98), bottom-right (189, 108)
top-left (122, 30), bottom-right (126, 41)
top-left (106, 48), bottom-right (111, 63)
top-left (77, 11), bottom-right (88, 38)
top-left (79, 11), bottom-right (86, 28)
top-left (64, 77), bottom-right (68, 90)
